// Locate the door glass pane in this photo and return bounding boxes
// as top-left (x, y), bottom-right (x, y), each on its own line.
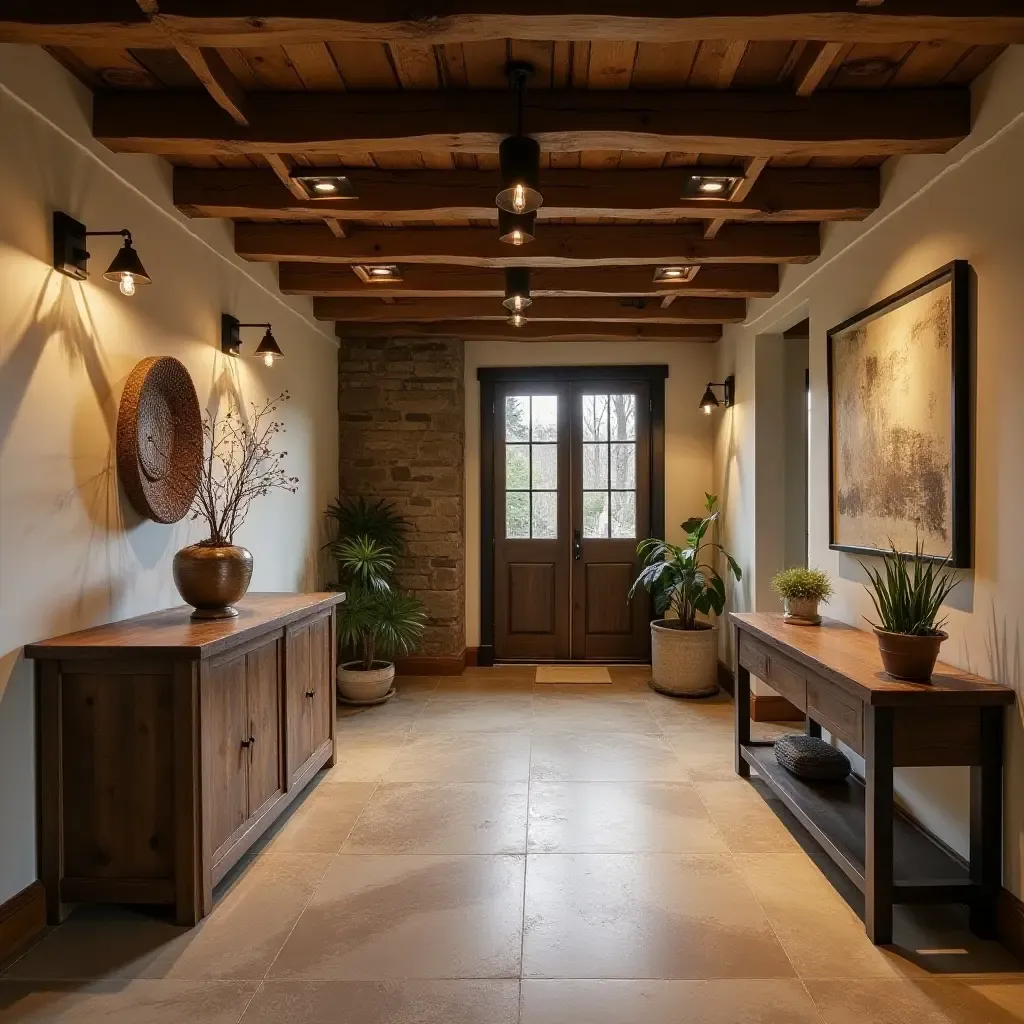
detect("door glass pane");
top-left (532, 444), bottom-right (557, 490)
top-left (505, 396), bottom-right (530, 442)
top-left (610, 443), bottom-right (636, 489)
top-left (610, 394), bottom-right (636, 440)
top-left (532, 492), bottom-right (557, 539)
top-left (610, 491), bottom-right (636, 539)
top-left (506, 444), bottom-right (530, 490)
top-left (504, 394), bottom-right (558, 539)
top-left (582, 394), bottom-right (609, 442)
top-left (583, 491), bottom-right (609, 538)
top-left (582, 443), bottom-right (608, 489)
top-left (506, 492), bottom-right (530, 538)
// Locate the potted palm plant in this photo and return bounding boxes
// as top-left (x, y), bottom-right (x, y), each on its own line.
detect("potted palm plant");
top-left (630, 493), bottom-right (742, 697)
top-left (326, 497), bottom-right (427, 703)
top-left (862, 539), bottom-right (960, 683)
top-left (771, 567), bottom-right (834, 625)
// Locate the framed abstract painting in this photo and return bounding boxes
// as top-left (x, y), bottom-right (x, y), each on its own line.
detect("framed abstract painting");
top-left (827, 260), bottom-right (971, 566)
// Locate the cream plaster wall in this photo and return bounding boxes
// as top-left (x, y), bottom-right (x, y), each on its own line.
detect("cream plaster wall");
top-left (464, 340), bottom-right (718, 648)
top-left (0, 47), bottom-right (339, 903)
top-left (713, 46), bottom-right (1024, 895)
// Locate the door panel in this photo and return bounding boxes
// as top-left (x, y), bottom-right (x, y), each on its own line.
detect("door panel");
top-left (508, 562), bottom-right (557, 634)
top-left (202, 654), bottom-right (249, 858)
top-left (245, 639), bottom-right (283, 816)
top-left (308, 615), bottom-right (333, 753)
top-left (584, 562), bottom-right (637, 635)
top-left (285, 623), bottom-right (314, 780)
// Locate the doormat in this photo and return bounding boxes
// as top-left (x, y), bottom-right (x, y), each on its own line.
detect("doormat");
top-left (535, 665), bottom-right (613, 684)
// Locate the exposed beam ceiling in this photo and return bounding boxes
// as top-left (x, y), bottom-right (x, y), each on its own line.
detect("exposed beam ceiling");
top-left (315, 296), bottom-right (746, 324)
top-left (94, 89), bottom-right (970, 160)
top-left (4, 4), bottom-right (1024, 47)
top-left (279, 263), bottom-right (780, 298)
top-left (237, 223), bottom-right (820, 267)
top-left (174, 167), bottom-right (879, 225)
top-left (335, 321), bottom-right (723, 343)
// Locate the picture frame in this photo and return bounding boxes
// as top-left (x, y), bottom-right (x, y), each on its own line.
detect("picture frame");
top-left (827, 260), bottom-right (971, 567)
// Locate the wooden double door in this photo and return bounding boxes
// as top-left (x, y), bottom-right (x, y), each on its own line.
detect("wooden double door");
top-left (492, 377), bottom-right (655, 661)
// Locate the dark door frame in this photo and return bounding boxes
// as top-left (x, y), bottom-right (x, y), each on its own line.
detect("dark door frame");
top-left (478, 364), bottom-right (668, 667)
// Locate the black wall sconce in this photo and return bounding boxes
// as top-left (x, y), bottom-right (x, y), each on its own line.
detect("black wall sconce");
top-left (53, 211), bottom-right (151, 296)
top-left (222, 314), bottom-right (283, 367)
top-left (699, 376), bottom-right (735, 414)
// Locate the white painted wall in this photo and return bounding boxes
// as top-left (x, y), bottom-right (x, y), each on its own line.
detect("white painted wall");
top-left (464, 340), bottom-right (718, 648)
top-left (714, 46), bottom-right (1024, 896)
top-left (0, 47), bottom-right (339, 904)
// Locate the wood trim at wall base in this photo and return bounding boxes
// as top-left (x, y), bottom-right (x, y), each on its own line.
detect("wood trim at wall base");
top-left (0, 882), bottom-right (45, 963)
top-left (717, 659), bottom-right (734, 696)
top-left (997, 887), bottom-right (1024, 963)
top-left (395, 652), bottom-right (467, 675)
top-left (465, 647), bottom-right (479, 668)
top-left (751, 693), bottom-right (805, 722)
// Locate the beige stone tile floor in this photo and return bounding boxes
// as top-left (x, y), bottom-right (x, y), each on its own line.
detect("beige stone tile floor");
top-left (2, 665), bottom-right (1021, 1023)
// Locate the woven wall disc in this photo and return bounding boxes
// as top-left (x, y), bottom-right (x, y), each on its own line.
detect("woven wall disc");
top-left (116, 356), bottom-right (202, 524)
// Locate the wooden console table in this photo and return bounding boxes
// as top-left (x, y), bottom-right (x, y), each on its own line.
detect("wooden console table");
top-left (26, 592), bottom-right (344, 926)
top-left (730, 612), bottom-right (1014, 945)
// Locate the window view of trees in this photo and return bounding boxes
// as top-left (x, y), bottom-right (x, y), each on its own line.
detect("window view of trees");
top-left (505, 395), bottom-right (557, 539)
top-left (582, 393), bottom-right (637, 539)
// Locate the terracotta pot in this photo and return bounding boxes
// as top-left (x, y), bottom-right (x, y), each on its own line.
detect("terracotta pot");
top-left (649, 619), bottom-right (719, 698)
top-left (783, 595), bottom-right (821, 625)
top-left (173, 543), bottom-right (253, 620)
top-left (873, 628), bottom-right (947, 683)
top-left (337, 661), bottom-right (395, 703)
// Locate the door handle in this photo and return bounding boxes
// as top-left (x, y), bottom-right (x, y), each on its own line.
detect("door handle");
top-left (573, 528), bottom-right (582, 561)
top-left (305, 689), bottom-right (316, 699)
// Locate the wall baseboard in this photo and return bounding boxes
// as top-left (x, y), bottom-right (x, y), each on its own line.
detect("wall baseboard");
top-left (465, 647), bottom-right (480, 667)
top-left (998, 887), bottom-right (1024, 962)
top-left (751, 693), bottom-right (805, 722)
top-left (0, 881), bottom-right (45, 964)
top-left (395, 652), bottom-right (467, 676)
top-left (717, 660), bottom-right (734, 695)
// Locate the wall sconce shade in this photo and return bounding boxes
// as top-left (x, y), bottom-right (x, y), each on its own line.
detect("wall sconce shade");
top-left (254, 328), bottom-right (284, 367)
top-left (102, 237), bottom-right (151, 296)
top-left (503, 267), bottom-right (532, 311)
top-left (681, 169), bottom-right (745, 199)
top-left (700, 376), bottom-right (735, 414)
top-left (222, 314), bottom-right (282, 365)
top-left (53, 212), bottom-right (151, 296)
top-left (498, 209), bottom-right (536, 246)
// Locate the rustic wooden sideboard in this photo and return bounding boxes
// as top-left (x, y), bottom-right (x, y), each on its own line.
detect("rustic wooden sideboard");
top-left (731, 612), bottom-right (1015, 945)
top-left (25, 592), bottom-right (344, 926)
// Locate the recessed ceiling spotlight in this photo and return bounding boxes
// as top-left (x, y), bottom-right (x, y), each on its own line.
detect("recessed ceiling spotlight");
top-left (498, 209), bottom-right (537, 246)
top-left (840, 56), bottom-right (900, 78)
top-left (653, 266), bottom-right (700, 284)
top-left (353, 264), bottom-right (403, 283)
top-left (289, 172), bottom-right (357, 201)
top-left (681, 169), bottom-right (745, 200)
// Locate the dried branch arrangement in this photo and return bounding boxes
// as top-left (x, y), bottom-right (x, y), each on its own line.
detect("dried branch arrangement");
top-left (190, 391), bottom-right (298, 545)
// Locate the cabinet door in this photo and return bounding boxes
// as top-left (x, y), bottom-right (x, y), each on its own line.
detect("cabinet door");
top-left (245, 639), bottom-right (283, 817)
top-left (202, 654), bottom-right (249, 858)
top-left (308, 615), bottom-right (334, 754)
top-left (285, 623), bottom-right (315, 780)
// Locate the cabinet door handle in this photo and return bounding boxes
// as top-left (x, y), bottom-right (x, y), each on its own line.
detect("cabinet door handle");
top-left (240, 736), bottom-right (254, 749)
top-left (305, 689), bottom-right (316, 698)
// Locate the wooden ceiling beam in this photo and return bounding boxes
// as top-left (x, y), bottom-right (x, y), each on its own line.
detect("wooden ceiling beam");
top-left (314, 296), bottom-right (746, 323)
top-left (173, 166), bottom-right (879, 224)
top-left (237, 222), bottom-right (819, 267)
top-left (334, 321), bottom-right (723, 343)
top-left (279, 262), bottom-right (780, 298)
top-left (94, 89), bottom-right (970, 159)
top-left (4, 5), bottom-right (1024, 47)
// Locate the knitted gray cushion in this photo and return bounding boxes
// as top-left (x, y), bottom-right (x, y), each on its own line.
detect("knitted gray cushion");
top-left (775, 734), bottom-right (851, 781)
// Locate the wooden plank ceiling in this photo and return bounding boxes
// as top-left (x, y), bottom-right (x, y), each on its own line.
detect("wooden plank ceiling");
top-left (6, 3), bottom-right (1013, 343)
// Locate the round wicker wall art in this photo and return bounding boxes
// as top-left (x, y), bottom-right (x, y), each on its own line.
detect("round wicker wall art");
top-left (116, 356), bottom-right (202, 524)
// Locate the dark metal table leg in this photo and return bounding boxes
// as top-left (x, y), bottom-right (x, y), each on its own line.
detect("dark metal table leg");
top-left (969, 707), bottom-right (1003, 937)
top-left (806, 717), bottom-right (822, 738)
top-left (734, 623), bottom-right (750, 778)
top-left (865, 706), bottom-right (894, 944)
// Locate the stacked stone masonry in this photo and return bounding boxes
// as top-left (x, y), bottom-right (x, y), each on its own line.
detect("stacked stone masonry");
top-left (338, 336), bottom-right (466, 658)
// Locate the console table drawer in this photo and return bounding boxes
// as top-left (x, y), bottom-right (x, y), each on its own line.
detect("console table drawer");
top-left (738, 633), bottom-right (770, 680)
top-left (738, 634), bottom-right (807, 710)
top-left (806, 680), bottom-right (863, 752)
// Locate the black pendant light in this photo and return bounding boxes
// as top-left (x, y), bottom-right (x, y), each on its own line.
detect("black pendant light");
top-left (498, 209), bottom-right (536, 246)
top-left (507, 311), bottom-right (529, 328)
top-left (496, 61), bottom-right (543, 216)
top-left (503, 268), bottom-right (532, 312)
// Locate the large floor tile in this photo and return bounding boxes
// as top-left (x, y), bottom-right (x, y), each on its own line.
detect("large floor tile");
top-left (342, 783), bottom-right (528, 854)
top-left (252, 781), bottom-right (375, 856)
top-left (519, 979), bottom-right (824, 1024)
top-left (527, 782), bottom-right (727, 854)
top-left (326, 737), bottom-right (409, 782)
top-left (0, 979), bottom-right (257, 1024)
top-left (386, 732), bottom-right (532, 782)
top-left (240, 979), bottom-right (520, 1024)
top-left (693, 780), bottom-right (803, 855)
top-left (661, 726), bottom-right (741, 781)
top-left (532, 696), bottom-right (661, 734)
top-left (530, 732), bottom-right (688, 782)
top-left (736, 852), bottom-right (897, 979)
top-left (522, 853), bottom-right (794, 979)
top-left (268, 855), bottom-right (525, 980)
top-left (415, 695), bottom-right (535, 733)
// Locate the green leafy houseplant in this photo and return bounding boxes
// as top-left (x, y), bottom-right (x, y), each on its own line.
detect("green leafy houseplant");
top-left (771, 567), bottom-right (834, 602)
top-left (629, 493), bottom-right (742, 631)
top-left (326, 498), bottom-right (426, 671)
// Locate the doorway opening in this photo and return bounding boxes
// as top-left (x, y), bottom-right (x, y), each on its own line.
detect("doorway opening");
top-left (478, 366), bottom-right (666, 665)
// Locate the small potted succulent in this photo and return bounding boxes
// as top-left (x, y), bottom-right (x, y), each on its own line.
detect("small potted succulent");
top-left (771, 567), bottom-right (834, 625)
top-left (326, 497), bottom-right (427, 703)
top-left (630, 493), bottom-right (742, 698)
top-left (861, 539), bottom-right (960, 683)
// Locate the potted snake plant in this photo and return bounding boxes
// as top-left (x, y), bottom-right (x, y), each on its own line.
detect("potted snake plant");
top-left (629, 493), bottom-right (742, 697)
